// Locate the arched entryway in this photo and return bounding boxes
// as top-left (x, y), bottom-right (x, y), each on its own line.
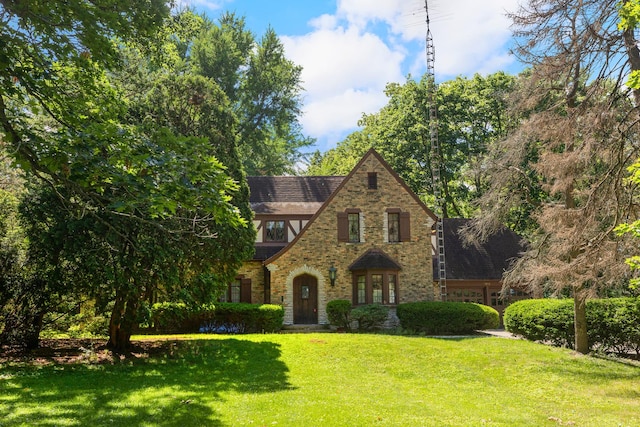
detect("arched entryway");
top-left (293, 274), bottom-right (318, 324)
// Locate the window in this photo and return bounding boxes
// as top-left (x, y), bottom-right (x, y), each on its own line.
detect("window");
top-left (352, 271), bottom-right (398, 305)
top-left (388, 213), bottom-right (399, 243)
top-left (338, 209), bottom-right (362, 243)
top-left (386, 209), bottom-right (410, 243)
top-left (372, 274), bottom-right (383, 303)
top-left (348, 213), bottom-right (360, 242)
top-left (221, 277), bottom-right (252, 303)
top-left (265, 220), bottom-right (285, 242)
top-left (368, 172), bottom-right (378, 189)
top-left (357, 275), bottom-right (366, 304)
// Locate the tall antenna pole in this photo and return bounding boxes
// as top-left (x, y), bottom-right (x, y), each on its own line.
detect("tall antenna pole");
top-left (425, 0), bottom-right (447, 301)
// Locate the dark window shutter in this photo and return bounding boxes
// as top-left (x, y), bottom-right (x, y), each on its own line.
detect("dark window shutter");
top-left (337, 212), bottom-right (349, 242)
top-left (400, 212), bottom-right (411, 242)
top-left (240, 278), bottom-right (252, 303)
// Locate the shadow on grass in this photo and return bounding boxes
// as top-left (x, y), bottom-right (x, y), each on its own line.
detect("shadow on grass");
top-left (0, 339), bottom-right (292, 426)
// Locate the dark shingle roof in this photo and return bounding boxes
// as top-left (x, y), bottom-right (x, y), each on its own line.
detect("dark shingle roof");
top-left (435, 218), bottom-right (526, 280)
top-left (253, 245), bottom-right (287, 261)
top-left (248, 176), bottom-right (345, 215)
top-left (248, 176), bottom-right (345, 203)
top-left (349, 249), bottom-right (402, 271)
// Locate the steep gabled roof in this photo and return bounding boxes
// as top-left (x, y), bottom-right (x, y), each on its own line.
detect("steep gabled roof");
top-left (264, 149), bottom-right (437, 265)
top-left (248, 176), bottom-right (345, 215)
top-left (435, 218), bottom-right (526, 281)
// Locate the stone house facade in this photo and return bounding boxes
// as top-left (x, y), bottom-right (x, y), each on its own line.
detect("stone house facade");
top-left (228, 149), bottom-right (526, 326)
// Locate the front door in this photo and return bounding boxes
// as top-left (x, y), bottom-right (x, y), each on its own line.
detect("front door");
top-left (293, 274), bottom-right (318, 324)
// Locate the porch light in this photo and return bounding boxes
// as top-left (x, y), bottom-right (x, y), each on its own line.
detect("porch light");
top-left (328, 264), bottom-right (337, 286)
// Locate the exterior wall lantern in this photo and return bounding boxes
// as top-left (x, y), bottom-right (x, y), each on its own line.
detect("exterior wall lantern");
top-left (328, 264), bottom-right (337, 286)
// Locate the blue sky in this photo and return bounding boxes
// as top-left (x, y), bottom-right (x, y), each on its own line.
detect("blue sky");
top-left (185, 0), bottom-right (525, 153)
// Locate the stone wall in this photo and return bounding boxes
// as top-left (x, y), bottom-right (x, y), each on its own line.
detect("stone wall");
top-left (267, 152), bottom-right (435, 325)
top-left (237, 261), bottom-right (266, 304)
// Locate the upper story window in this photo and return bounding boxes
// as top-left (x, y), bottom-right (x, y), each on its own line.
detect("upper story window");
top-left (265, 220), bottom-right (286, 242)
top-left (338, 209), bottom-right (362, 243)
top-left (386, 209), bottom-right (410, 243)
top-left (368, 172), bottom-right (378, 189)
top-left (348, 213), bottom-right (360, 242)
top-left (388, 213), bottom-right (399, 243)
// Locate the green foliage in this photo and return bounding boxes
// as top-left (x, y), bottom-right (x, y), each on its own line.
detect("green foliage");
top-left (503, 299), bottom-right (575, 347)
top-left (190, 12), bottom-right (312, 174)
top-left (350, 304), bottom-right (389, 332)
top-left (150, 302), bottom-right (216, 333)
top-left (326, 299), bottom-right (352, 331)
top-left (307, 72), bottom-right (517, 218)
top-left (397, 301), bottom-right (499, 335)
top-left (211, 303), bottom-right (284, 333)
top-left (1, 334), bottom-right (640, 425)
top-left (504, 298), bottom-right (640, 354)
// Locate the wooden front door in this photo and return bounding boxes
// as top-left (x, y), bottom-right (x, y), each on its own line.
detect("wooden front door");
top-left (293, 274), bottom-right (318, 324)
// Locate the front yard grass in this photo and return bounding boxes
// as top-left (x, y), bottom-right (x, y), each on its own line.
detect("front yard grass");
top-left (1, 333), bottom-right (639, 426)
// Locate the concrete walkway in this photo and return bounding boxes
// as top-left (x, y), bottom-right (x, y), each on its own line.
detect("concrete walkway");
top-left (479, 329), bottom-right (520, 339)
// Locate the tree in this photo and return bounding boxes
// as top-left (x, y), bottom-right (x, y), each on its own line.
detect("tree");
top-left (191, 12), bottom-right (313, 175)
top-left (307, 72), bottom-right (517, 217)
top-left (0, 3), bottom-right (256, 350)
top-left (469, 0), bottom-right (640, 353)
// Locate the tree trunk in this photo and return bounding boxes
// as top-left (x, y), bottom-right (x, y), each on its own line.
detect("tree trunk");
top-left (573, 290), bottom-right (588, 354)
top-left (108, 290), bottom-right (139, 351)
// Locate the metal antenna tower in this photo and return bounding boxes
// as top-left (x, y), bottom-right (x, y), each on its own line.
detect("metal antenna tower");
top-left (424, 0), bottom-right (447, 301)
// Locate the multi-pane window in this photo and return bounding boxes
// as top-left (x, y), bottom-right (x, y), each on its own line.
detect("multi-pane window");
top-left (388, 213), bottom-right (399, 243)
top-left (220, 277), bottom-right (251, 303)
top-left (372, 274), bottom-right (383, 303)
top-left (386, 209), bottom-right (410, 243)
top-left (265, 220), bottom-right (285, 242)
top-left (348, 213), bottom-right (360, 243)
top-left (230, 279), bottom-right (241, 303)
top-left (357, 275), bottom-right (366, 304)
top-left (388, 274), bottom-right (396, 304)
top-left (352, 271), bottom-right (398, 305)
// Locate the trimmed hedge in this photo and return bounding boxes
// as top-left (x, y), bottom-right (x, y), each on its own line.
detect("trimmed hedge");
top-left (396, 301), bottom-right (499, 335)
top-left (150, 302), bottom-right (284, 334)
top-left (504, 298), bottom-right (640, 354)
top-left (503, 299), bottom-right (574, 347)
top-left (150, 302), bottom-right (215, 333)
top-left (205, 303), bottom-right (284, 334)
top-left (350, 304), bottom-right (389, 331)
top-left (326, 300), bottom-right (352, 331)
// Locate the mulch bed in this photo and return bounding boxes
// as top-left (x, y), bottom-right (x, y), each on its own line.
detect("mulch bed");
top-left (0, 339), bottom-right (174, 365)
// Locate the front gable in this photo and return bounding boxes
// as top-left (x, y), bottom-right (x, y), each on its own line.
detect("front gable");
top-left (265, 149), bottom-right (436, 324)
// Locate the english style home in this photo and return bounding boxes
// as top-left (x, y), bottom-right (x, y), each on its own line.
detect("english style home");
top-left (225, 149), bottom-right (527, 325)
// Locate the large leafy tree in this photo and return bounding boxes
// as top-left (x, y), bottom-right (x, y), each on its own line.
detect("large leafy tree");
top-left (469, 0), bottom-right (640, 353)
top-left (0, 3), bottom-right (256, 350)
top-left (308, 72), bottom-right (517, 217)
top-left (191, 12), bottom-right (313, 175)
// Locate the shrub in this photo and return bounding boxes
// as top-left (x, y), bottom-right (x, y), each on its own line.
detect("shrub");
top-left (207, 303), bottom-right (283, 333)
top-left (150, 302), bottom-right (215, 333)
top-left (326, 300), bottom-right (352, 331)
top-left (503, 299), bottom-right (574, 347)
top-left (504, 297), bottom-right (640, 355)
top-left (350, 304), bottom-right (389, 332)
top-left (397, 301), bottom-right (499, 335)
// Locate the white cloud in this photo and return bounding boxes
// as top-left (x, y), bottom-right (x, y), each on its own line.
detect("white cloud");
top-left (282, 24), bottom-right (405, 146)
top-left (428, 0), bottom-right (520, 77)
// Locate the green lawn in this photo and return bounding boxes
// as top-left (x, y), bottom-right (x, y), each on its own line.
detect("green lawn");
top-left (1, 333), bottom-right (639, 426)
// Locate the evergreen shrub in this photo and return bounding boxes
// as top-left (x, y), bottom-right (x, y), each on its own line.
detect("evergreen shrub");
top-left (326, 299), bottom-right (352, 331)
top-left (504, 298), bottom-right (640, 355)
top-left (396, 301), bottom-right (499, 334)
